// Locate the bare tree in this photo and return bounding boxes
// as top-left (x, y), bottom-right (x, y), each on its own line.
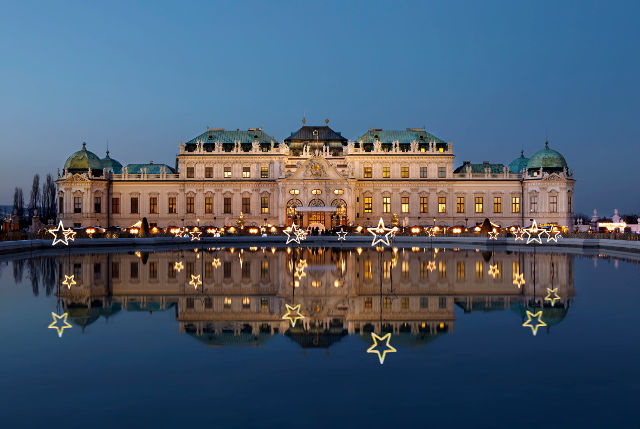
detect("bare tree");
top-left (41, 174), bottom-right (57, 222)
top-left (12, 187), bottom-right (24, 217)
top-left (28, 174), bottom-right (40, 219)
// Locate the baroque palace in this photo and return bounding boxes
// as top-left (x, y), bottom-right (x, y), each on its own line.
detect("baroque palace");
top-left (56, 120), bottom-right (575, 230)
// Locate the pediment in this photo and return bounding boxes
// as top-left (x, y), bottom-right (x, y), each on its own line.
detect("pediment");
top-left (61, 173), bottom-right (91, 183)
top-left (284, 157), bottom-right (346, 181)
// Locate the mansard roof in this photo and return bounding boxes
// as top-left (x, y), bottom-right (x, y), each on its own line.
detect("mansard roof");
top-left (454, 161), bottom-right (505, 174)
top-left (284, 125), bottom-right (348, 144)
top-left (125, 163), bottom-right (176, 174)
top-left (186, 128), bottom-right (275, 144)
top-left (358, 128), bottom-right (445, 144)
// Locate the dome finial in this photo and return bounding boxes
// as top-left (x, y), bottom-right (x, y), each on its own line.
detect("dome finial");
top-left (545, 140), bottom-right (549, 149)
top-left (520, 150), bottom-right (524, 157)
top-left (82, 141), bottom-right (87, 150)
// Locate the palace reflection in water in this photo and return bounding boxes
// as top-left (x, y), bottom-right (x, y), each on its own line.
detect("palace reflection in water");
top-left (21, 246), bottom-right (574, 347)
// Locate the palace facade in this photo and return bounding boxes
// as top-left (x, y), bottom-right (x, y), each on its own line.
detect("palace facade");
top-left (56, 121), bottom-right (575, 230)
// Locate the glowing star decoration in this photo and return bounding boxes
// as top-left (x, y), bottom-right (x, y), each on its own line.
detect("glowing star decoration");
top-left (61, 275), bottom-right (76, 290)
top-left (336, 228), bottom-right (348, 241)
top-left (367, 332), bottom-right (397, 365)
top-left (546, 229), bottom-right (562, 243)
top-left (367, 218), bottom-right (397, 247)
top-left (513, 228), bottom-right (526, 241)
top-left (172, 228), bottom-right (183, 238)
top-left (488, 264), bottom-right (500, 279)
top-left (545, 288), bottom-right (561, 306)
top-left (488, 229), bottom-right (499, 240)
top-left (189, 230), bottom-right (202, 241)
top-left (426, 228), bottom-right (436, 237)
top-left (427, 260), bottom-right (437, 272)
top-left (284, 223), bottom-right (302, 245)
top-left (282, 304), bottom-right (304, 327)
top-left (48, 312), bottom-right (72, 337)
top-left (522, 310), bottom-right (547, 336)
top-left (296, 259), bottom-right (308, 269)
top-left (524, 220), bottom-right (546, 245)
top-left (189, 274), bottom-right (202, 289)
top-left (294, 265), bottom-right (306, 280)
top-left (48, 221), bottom-right (74, 246)
top-left (211, 258), bottom-right (221, 268)
top-left (295, 227), bottom-right (308, 242)
top-left (174, 261), bottom-right (184, 272)
top-left (513, 272), bottom-right (525, 288)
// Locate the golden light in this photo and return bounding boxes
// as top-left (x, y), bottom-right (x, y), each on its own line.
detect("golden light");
top-left (248, 227), bottom-right (259, 234)
top-left (61, 275), bottom-right (76, 290)
top-left (85, 227), bottom-right (96, 236)
top-left (452, 227), bottom-right (462, 234)
top-left (367, 218), bottom-right (397, 247)
top-left (439, 322), bottom-right (445, 329)
top-left (211, 258), bottom-right (221, 268)
top-left (513, 272), bottom-right (525, 288)
top-left (411, 226), bottom-right (421, 234)
top-left (228, 227), bottom-right (236, 233)
top-left (367, 332), bottom-right (397, 365)
top-left (282, 304), bottom-right (304, 327)
top-left (356, 225), bottom-right (363, 233)
top-left (524, 220), bottom-right (545, 245)
top-left (48, 312), bottom-right (72, 337)
top-left (488, 264), bottom-right (500, 278)
top-left (174, 261), bottom-right (184, 272)
top-left (270, 226), bottom-right (277, 233)
top-left (189, 274), bottom-right (202, 289)
top-left (356, 248), bottom-right (363, 255)
top-left (151, 227), bottom-right (159, 233)
top-left (544, 288), bottom-right (561, 306)
top-left (522, 310), bottom-right (547, 336)
top-left (129, 228), bottom-right (139, 234)
top-left (48, 221), bottom-right (75, 246)
top-left (333, 279), bottom-right (343, 288)
top-left (488, 229), bottom-right (499, 240)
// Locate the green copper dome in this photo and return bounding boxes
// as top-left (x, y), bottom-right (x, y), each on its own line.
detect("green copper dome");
top-left (101, 151), bottom-right (123, 173)
top-left (508, 151), bottom-right (529, 173)
top-left (64, 142), bottom-right (103, 174)
top-left (526, 141), bottom-right (567, 173)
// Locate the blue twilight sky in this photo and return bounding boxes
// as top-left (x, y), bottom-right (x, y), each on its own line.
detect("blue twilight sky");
top-left (0, 0), bottom-right (638, 214)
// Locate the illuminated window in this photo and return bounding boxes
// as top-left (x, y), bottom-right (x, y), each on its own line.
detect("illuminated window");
top-left (224, 167), bottom-right (232, 178)
top-left (289, 189), bottom-right (300, 195)
top-left (530, 194), bottom-right (538, 213)
top-left (242, 166), bottom-right (251, 178)
top-left (438, 261), bottom-right (446, 278)
top-left (168, 197), bottom-right (176, 214)
top-left (383, 261), bottom-right (392, 279)
top-left (401, 166), bottom-right (409, 178)
top-left (438, 196), bottom-right (446, 213)
top-left (513, 261), bottom-right (520, 276)
top-left (401, 196), bottom-right (409, 213)
top-left (111, 197), bottom-right (120, 214)
top-left (130, 197), bottom-right (138, 214)
top-left (383, 197), bottom-right (391, 213)
top-left (457, 196), bottom-right (465, 213)
top-left (475, 260), bottom-right (483, 279)
top-left (364, 297), bottom-right (372, 309)
top-left (494, 197), bottom-right (502, 213)
top-left (474, 197), bottom-right (483, 213)
top-left (364, 260), bottom-right (372, 279)
top-left (73, 197), bottom-right (82, 213)
top-left (363, 166), bottom-right (372, 178)
top-left (311, 189), bottom-right (322, 195)
top-left (512, 197), bottom-right (520, 213)
top-left (383, 166), bottom-right (390, 178)
top-left (205, 197), bottom-right (213, 214)
top-left (224, 297), bottom-right (232, 308)
top-left (261, 166), bottom-right (269, 178)
top-left (261, 260), bottom-right (269, 279)
top-left (149, 197), bottom-right (157, 214)
top-left (420, 261), bottom-right (429, 278)
top-left (420, 197), bottom-right (428, 213)
top-left (94, 196), bottom-right (101, 213)
top-left (186, 167), bottom-right (194, 178)
top-left (420, 166), bottom-right (428, 178)
top-left (224, 197), bottom-right (232, 214)
top-left (205, 166), bottom-right (213, 178)
top-left (438, 167), bottom-right (446, 178)
top-left (402, 260), bottom-right (409, 278)
top-left (457, 262), bottom-right (465, 280)
top-left (334, 189), bottom-right (344, 195)
top-left (242, 297), bottom-right (250, 309)
top-left (260, 298), bottom-right (269, 311)
top-left (364, 196), bottom-right (372, 213)
top-left (242, 197), bottom-right (250, 214)
top-left (383, 297), bottom-right (391, 309)
top-left (186, 196), bottom-right (194, 213)
top-left (549, 195), bottom-right (558, 213)
top-left (311, 280), bottom-right (322, 288)
top-left (401, 297), bottom-right (409, 310)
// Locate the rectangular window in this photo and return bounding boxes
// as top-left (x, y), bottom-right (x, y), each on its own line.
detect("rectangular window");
top-left (186, 196), bottom-right (194, 214)
top-left (420, 297), bottom-right (428, 308)
top-left (420, 262), bottom-right (429, 278)
top-left (261, 166), bottom-right (269, 178)
top-left (364, 297), bottom-right (372, 309)
top-left (111, 197), bottom-right (120, 214)
top-left (438, 167), bottom-right (446, 178)
top-left (59, 196), bottom-right (64, 214)
top-left (186, 262), bottom-right (194, 277)
top-left (420, 166), bottom-right (428, 178)
top-left (224, 167), bottom-right (232, 178)
top-left (168, 262), bottom-right (176, 279)
top-left (261, 260), bottom-right (269, 279)
top-left (261, 297), bottom-right (269, 311)
top-left (530, 195), bottom-right (538, 213)
top-left (242, 297), bottom-right (251, 309)
top-left (149, 197), bottom-right (157, 214)
top-left (223, 262), bottom-right (231, 278)
top-left (205, 166), bottom-right (213, 178)
top-left (205, 197), bottom-right (213, 214)
top-left (383, 297), bottom-right (391, 309)
top-left (420, 197), bottom-right (428, 213)
top-left (456, 196), bottom-right (465, 213)
top-left (438, 196), bottom-right (446, 213)
top-left (363, 166), bottom-right (372, 178)
top-left (186, 167), bottom-right (194, 178)
top-left (512, 197), bottom-right (520, 213)
top-left (111, 262), bottom-right (120, 279)
top-left (364, 196), bottom-right (372, 213)
top-left (242, 262), bottom-right (251, 279)
top-left (439, 297), bottom-right (447, 309)
top-left (168, 197), bottom-right (176, 214)
top-left (401, 196), bottom-right (409, 213)
top-left (382, 197), bottom-right (391, 213)
top-left (130, 262), bottom-right (138, 279)
top-left (568, 194), bottom-right (572, 212)
top-left (364, 260), bottom-right (372, 279)
top-left (149, 261), bottom-right (158, 279)
top-left (494, 197), bottom-right (502, 213)
top-left (457, 261), bottom-right (465, 280)
top-left (261, 196), bottom-right (269, 214)
top-left (242, 197), bottom-right (250, 214)
top-left (550, 195), bottom-right (558, 213)
top-left (74, 197), bottom-right (82, 213)
top-left (224, 197), bottom-right (231, 214)
top-left (402, 261), bottom-right (409, 279)
top-left (475, 260), bottom-right (483, 279)
top-left (382, 166), bottom-right (390, 178)
top-left (401, 166), bottom-right (409, 178)
top-left (475, 197), bottom-right (483, 213)
top-left (94, 196), bottom-right (101, 213)
top-left (438, 261), bottom-right (446, 278)
top-left (242, 166), bottom-right (251, 178)
top-left (401, 297), bottom-right (409, 310)
top-left (205, 262), bottom-right (212, 280)
top-left (224, 297), bottom-right (231, 309)
top-left (186, 297), bottom-right (194, 309)
top-left (130, 197), bottom-right (139, 214)
top-left (204, 297), bottom-right (212, 309)
top-left (94, 263), bottom-right (101, 281)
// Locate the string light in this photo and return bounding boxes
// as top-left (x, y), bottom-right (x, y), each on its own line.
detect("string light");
top-left (48, 221), bottom-right (74, 246)
top-left (284, 223), bottom-right (303, 244)
top-left (367, 332), bottom-right (397, 364)
top-left (513, 272), bottom-right (525, 288)
top-left (367, 218), bottom-right (397, 247)
top-left (546, 229), bottom-right (562, 243)
top-left (189, 274), bottom-right (202, 289)
top-left (522, 310), bottom-right (547, 336)
top-left (282, 304), bottom-right (304, 327)
top-left (189, 230), bottom-right (202, 241)
top-left (524, 220), bottom-right (546, 245)
top-left (336, 228), bottom-right (348, 241)
top-left (48, 312), bottom-right (72, 337)
top-left (544, 288), bottom-right (561, 306)
top-left (513, 228), bottom-right (525, 241)
top-left (488, 229), bottom-right (499, 240)
top-left (61, 275), bottom-right (76, 289)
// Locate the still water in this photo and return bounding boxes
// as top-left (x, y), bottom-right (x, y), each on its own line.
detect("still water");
top-left (0, 245), bottom-right (639, 428)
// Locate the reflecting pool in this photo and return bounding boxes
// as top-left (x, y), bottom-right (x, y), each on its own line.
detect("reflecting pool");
top-left (1, 245), bottom-right (639, 427)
